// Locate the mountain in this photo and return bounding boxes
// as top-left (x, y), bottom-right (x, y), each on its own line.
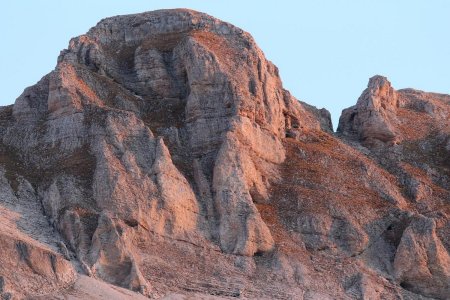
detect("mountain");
top-left (0, 9), bottom-right (448, 299)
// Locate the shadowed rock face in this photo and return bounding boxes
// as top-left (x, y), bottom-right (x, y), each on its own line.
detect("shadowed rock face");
top-left (0, 9), bottom-right (449, 299)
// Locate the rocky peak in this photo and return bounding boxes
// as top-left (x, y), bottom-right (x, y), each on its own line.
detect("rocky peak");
top-left (338, 75), bottom-right (399, 146)
top-left (0, 9), bottom-right (448, 300)
top-left (358, 75), bottom-right (398, 111)
top-left (1, 9), bottom-right (329, 295)
top-left (338, 74), bottom-right (450, 150)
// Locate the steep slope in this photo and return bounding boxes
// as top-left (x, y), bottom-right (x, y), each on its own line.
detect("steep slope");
top-left (0, 9), bottom-right (448, 299)
top-left (338, 76), bottom-right (450, 299)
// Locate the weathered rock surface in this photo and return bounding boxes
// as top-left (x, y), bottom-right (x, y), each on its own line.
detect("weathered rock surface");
top-left (0, 169), bottom-right (76, 298)
top-left (394, 216), bottom-right (450, 299)
top-left (338, 75), bottom-right (400, 146)
top-left (0, 9), bottom-right (448, 299)
top-left (337, 75), bottom-right (450, 299)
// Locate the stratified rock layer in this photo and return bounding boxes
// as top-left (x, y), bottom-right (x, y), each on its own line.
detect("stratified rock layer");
top-left (0, 9), bottom-right (448, 299)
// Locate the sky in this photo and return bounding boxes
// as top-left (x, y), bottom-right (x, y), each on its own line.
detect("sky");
top-left (1, 1), bottom-right (449, 128)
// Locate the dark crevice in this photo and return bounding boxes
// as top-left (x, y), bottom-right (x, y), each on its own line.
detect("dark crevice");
top-left (124, 219), bottom-right (139, 228)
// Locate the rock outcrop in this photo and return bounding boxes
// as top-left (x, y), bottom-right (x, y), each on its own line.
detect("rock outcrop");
top-left (338, 75), bottom-right (399, 146)
top-left (394, 216), bottom-right (450, 299)
top-left (0, 9), bottom-right (448, 299)
top-left (338, 75), bottom-right (450, 299)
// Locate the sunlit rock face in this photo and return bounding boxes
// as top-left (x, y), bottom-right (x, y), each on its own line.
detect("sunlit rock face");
top-left (338, 75), bottom-right (399, 146)
top-left (0, 9), bottom-right (449, 299)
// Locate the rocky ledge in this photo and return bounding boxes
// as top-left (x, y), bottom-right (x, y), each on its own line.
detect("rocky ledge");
top-left (0, 9), bottom-right (448, 299)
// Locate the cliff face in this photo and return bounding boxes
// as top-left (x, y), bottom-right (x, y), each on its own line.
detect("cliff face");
top-left (0, 9), bottom-right (448, 299)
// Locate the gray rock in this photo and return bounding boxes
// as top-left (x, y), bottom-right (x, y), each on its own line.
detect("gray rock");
top-left (0, 8), bottom-right (448, 300)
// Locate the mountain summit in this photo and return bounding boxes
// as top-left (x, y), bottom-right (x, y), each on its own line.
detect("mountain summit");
top-left (0, 9), bottom-right (448, 299)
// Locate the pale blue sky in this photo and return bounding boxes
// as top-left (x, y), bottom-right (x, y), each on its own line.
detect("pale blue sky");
top-left (1, 1), bottom-right (449, 128)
